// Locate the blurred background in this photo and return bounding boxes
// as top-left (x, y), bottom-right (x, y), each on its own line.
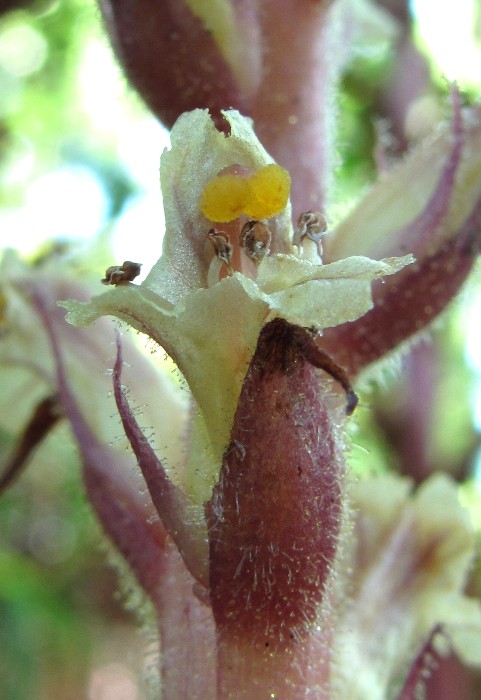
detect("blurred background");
top-left (0, 0), bottom-right (480, 698)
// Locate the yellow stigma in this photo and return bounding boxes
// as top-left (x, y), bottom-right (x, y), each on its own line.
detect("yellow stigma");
top-left (200, 164), bottom-right (290, 223)
top-left (200, 174), bottom-right (250, 222)
top-left (245, 164), bottom-right (291, 219)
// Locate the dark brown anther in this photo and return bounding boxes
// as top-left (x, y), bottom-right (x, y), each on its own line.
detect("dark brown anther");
top-left (293, 211), bottom-right (328, 256)
top-left (102, 261), bottom-right (142, 286)
top-left (239, 220), bottom-right (272, 263)
top-left (208, 228), bottom-right (234, 275)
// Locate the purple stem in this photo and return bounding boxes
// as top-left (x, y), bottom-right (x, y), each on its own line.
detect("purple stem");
top-left (155, 539), bottom-right (216, 700)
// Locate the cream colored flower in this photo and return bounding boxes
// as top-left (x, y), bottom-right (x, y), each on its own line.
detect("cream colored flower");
top-left (61, 109), bottom-right (411, 501)
top-left (0, 250), bottom-right (186, 480)
top-left (328, 104), bottom-right (481, 261)
top-left (333, 473), bottom-right (481, 699)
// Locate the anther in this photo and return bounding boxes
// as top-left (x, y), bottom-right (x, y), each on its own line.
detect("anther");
top-left (239, 220), bottom-right (271, 264)
top-left (293, 211), bottom-right (328, 258)
top-left (102, 261), bottom-right (142, 286)
top-left (208, 229), bottom-right (234, 276)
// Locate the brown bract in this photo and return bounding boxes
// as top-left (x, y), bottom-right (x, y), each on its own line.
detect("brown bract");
top-left (206, 318), bottom-right (346, 695)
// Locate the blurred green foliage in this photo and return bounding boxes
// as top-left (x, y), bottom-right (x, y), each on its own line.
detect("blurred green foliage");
top-left (0, 0), bottom-right (138, 224)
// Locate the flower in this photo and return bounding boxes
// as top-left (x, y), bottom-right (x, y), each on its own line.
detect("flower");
top-left (319, 93), bottom-right (481, 377)
top-left (0, 250), bottom-right (185, 467)
top-left (3, 1), bottom-right (481, 696)
top-left (0, 249), bottom-right (190, 604)
top-left (334, 473), bottom-right (481, 699)
top-left (61, 108), bottom-right (412, 501)
top-left (58, 102), bottom-right (481, 697)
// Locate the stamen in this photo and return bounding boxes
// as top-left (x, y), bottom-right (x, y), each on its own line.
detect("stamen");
top-left (101, 260), bottom-right (142, 286)
top-left (293, 211), bottom-right (328, 259)
top-left (239, 220), bottom-right (271, 264)
top-left (208, 228), bottom-right (234, 276)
